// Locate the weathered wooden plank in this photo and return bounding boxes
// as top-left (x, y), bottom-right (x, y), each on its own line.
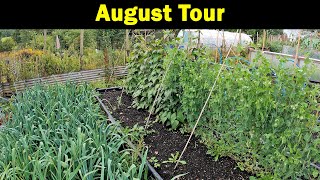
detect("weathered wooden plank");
top-left (42, 74), bottom-right (102, 84)
top-left (0, 66), bottom-right (128, 96)
top-left (2, 84), bottom-right (12, 94)
top-left (0, 84), bottom-right (3, 97)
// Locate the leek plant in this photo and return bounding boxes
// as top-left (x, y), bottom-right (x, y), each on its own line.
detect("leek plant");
top-left (0, 82), bottom-right (148, 179)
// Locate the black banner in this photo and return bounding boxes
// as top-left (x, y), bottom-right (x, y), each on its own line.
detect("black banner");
top-left (0, 0), bottom-right (318, 28)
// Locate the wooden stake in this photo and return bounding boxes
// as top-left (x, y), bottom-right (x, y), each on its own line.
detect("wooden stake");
top-left (197, 30), bottom-right (201, 48)
top-left (294, 30), bottom-right (302, 67)
top-left (222, 29), bottom-right (225, 56)
top-left (238, 29), bottom-right (242, 45)
top-left (104, 49), bottom-right (109, 70)
top-left (80, 29), bottom-right (84, 70)
top-left (230, 48), bottom-right (238, 57)
top-left (0, 62), bottom-right (2, 84)
top-left (188, 29), bottom-right (191, 51)
top-left (144, 30), bottom-right (147, 40)
top-left (215, 29), bottom-right (219, 62)
top-left (104, 48), bottom-right (111, 84)
top-left (125, 29), bottom-right (130, 64)
top-left (43, 29), bottom-right (47, 51)
top-left (238, 29), bottom-right (242, 56)
top-left (36, 56), bottom-right (39, 78)
top-left (262, 29), bottom-right (266, 51)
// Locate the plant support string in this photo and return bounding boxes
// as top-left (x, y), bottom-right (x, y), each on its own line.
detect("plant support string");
top-left (144, 51), bottom-right (178, 129)
top-left (174, 30), bottom-right (239, 169)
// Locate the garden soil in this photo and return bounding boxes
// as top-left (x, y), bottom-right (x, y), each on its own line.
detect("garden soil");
top-left (101, 89), bottom-right (251, 180)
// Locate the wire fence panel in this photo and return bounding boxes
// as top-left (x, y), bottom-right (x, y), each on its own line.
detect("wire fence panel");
top-left (0, 66), bottom-right (127, 97)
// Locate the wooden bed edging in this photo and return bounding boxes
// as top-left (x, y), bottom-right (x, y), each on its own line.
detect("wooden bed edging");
top-left (95, 93), bottom-right (164, 180)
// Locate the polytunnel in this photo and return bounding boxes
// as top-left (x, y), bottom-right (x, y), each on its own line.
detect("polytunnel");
top-left (177, 29), bottom-right (253, 48)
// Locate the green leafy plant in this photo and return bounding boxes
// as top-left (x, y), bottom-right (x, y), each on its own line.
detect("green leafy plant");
top-left (122, 124), bottom-right (146, 143)
top-left (301, 38), bottom-right (320, 50)
top-left (254, 39), bottom-right (283, 53)
top-left (126, 31), bottom-right (201, 129)
top-left (149, 156), bottom-right (161, 168)
top-left (268, 40), bottom-right (283, 52)
top-left (162, 152), bottom-right (187, 165)
top-left (0, 82), bottom-right (148, 179)
top-left (126, 35), bottom-right (320, 179)
top-left (0, 37), bottom-right (16, 52)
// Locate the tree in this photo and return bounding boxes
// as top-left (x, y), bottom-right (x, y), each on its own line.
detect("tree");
top-left (0, 30), bottom-right (15, 39)
top-left (96, 30), bottom-right (125, 50)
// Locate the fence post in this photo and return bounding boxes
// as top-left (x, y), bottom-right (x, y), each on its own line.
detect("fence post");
top-left (104, 48), bottom-right (110, 84)
top-left (222, 29), bottom-right (225, 56)
top-left (238, 29), bottom-right (242, 45)
top-left (215, 29), bottom-right (219, 63)
top-left (197, 30), bottom-right (201, 48)
top-left (43, 29), bottom-right (47, 51)
top-left (294, 30), bottom-right (302, 67)
top-left (80, 29), bottom-right (84, 70)
top-left (262, 29), bottom-right (266, 51)
top-left (125, 29), bottom-right (130, 64)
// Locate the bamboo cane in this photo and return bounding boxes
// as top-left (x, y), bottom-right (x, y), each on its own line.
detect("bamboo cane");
top-left (294, 30), bottom-right (302, 67)
top-left (80, 29), bottom-right (84, 70)
top-left (174, 30), bottom-right (240, 169)
top-left (215, 29), bottom-right (219, 62)
top-left (262, 29), bottom-right (266, 51)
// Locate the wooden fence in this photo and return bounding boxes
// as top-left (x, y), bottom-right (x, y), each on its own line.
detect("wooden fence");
top-left (0, 66), bottom-right (128, 97)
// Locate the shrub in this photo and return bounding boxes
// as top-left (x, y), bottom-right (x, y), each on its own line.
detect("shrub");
top-left (0, 37), bottom-right (16, 52)
top-left (268, 41), bottom-right (283, 53)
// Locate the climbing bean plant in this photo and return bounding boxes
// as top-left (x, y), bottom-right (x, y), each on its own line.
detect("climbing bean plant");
top-left (126, 35), bottom-right (320, 179)
top-left (126, 34), bottom-right (184, 129)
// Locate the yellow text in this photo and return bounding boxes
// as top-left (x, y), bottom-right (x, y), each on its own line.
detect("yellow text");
top-left (178, 4), bottom-right (225, 22)
top-left (96, 4), bottom-right (172, 25)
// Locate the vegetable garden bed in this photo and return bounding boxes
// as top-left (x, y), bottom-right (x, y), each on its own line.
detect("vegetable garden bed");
top-left (0, 83), bottom-right (149, 179)
top-left (122, 34), bottom-right (320, 179)
top-left (99, 88), bottom-right (252, 179)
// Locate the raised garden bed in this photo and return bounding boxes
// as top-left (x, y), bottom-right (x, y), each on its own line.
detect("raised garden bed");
top-left (98, 87), bottom-right (252, 179)
top-left (0, 97), bottom-right (9, 127)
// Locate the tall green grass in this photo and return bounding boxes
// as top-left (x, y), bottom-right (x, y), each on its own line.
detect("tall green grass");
top-left (0, 82), bottom-right (147, 179)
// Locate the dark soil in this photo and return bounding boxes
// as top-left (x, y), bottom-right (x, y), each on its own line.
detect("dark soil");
top-left (101, 89), bottom-right (251, 180)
